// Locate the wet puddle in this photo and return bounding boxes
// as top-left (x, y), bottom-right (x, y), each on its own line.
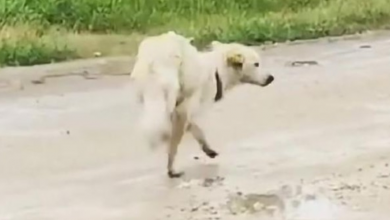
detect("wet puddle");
top-left (226, 184), bottom-right (344, 220)
top-left (174, 177), bottom-right (352, 220)
top-left (227, 192), bottom-right (284, 217)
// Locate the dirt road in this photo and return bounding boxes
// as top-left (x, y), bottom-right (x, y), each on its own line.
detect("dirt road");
top-left (0, 32), bottom-right (390, 220)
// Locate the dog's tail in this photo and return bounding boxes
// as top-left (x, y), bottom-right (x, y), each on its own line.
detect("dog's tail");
top-left (139, 83), bottom-right (171, 150)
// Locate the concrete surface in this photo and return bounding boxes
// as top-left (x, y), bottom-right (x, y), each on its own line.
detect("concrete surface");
top-left (0, 31), bottom-right (390, 220)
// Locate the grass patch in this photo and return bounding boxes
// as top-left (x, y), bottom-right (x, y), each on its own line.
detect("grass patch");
top-left (0, 26), bottom-right (78, 66)
top-left (0, 0), bottom-right (390, 66)
top-left (178, 0), bottom-right (390, 46)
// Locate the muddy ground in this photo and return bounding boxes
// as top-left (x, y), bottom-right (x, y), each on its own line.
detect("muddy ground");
top-left (0, 31), bottom-right (390, 220)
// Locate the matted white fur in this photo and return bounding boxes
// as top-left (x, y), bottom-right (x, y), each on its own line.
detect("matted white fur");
top-left (130, 31), bottom-right (274, 178)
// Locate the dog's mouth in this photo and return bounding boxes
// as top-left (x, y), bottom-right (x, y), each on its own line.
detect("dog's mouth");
top-left (241, 74), bottom-right (274, 87)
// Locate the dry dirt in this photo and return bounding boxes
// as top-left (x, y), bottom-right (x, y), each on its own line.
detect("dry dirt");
top-left (0, 31), bottom-right (390, 220)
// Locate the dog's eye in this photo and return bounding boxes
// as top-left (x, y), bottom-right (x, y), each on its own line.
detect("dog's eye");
top-left (254, 62), bottom-right (259, 67)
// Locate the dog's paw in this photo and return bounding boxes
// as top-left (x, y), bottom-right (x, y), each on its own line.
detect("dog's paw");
top-left (168, 170), bottom-right (185, 178)
top-left (203, 148), bottom-right (219, 158)
top-left (207, 151), bottom-right (218, 158)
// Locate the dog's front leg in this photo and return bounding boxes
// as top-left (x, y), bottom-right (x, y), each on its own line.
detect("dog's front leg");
top-left (188, 122), bottom-right (218, 158)
top-left (167, 111), bottom-right (187, 178)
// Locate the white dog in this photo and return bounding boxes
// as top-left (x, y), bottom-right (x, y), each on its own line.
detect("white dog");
top-left (130, 31), bottom-right (274, 178)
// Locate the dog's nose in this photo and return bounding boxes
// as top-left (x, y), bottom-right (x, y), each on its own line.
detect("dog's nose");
top-left (264, 75), bottom-right (274, 86)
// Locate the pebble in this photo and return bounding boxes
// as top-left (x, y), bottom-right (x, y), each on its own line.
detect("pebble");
top-left (191, 207), bottom-right (199, 212)
top-left (94, 51), bottom-right (102, 57)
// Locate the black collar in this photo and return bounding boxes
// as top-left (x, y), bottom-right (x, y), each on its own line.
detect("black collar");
top-left (214, 70), bottom-right (223, 102)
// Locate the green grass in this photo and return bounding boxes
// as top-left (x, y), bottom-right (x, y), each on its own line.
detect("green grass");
top-left (0, 0), bottom-right (390, 66)
top-left (0, 26), bottom-right (78, 66)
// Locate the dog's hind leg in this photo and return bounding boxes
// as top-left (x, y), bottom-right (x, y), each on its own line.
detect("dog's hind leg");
top-left (188, 123), bottom-right (218, 158)
top-left (167, 110), bottom-right (187, 178)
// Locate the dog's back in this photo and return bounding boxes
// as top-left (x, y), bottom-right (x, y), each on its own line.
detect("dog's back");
top-left (131, 32), bottom-right (190, 80)
top-left (131, 31), bottom-right (197, 148)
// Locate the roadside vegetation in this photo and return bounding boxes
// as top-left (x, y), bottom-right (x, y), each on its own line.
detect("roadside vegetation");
top-left (0, 0), bottom-right (389, 66)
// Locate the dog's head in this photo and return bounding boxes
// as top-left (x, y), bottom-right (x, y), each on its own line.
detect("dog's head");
top-left (212, 41), bottom-right (274, 87)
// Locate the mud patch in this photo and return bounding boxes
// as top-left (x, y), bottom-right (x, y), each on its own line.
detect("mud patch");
top-left (359, 45), bottom-right (372, 49)
top-left (30, 70), bottom-right (100, 84)
top-left (177, 176), bottom-right (225, 189)
top-left (202, 176), bottom-right (225, 187)
top-left (287, 60), bottom-right (319, 67)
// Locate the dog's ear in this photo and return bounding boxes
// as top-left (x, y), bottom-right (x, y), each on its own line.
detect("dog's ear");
top-left (227, 51), bottom-right (244, 69)
top-left (187, 37), bottom-right (195, 44)
top-left (211, 41), bottom-right (223, 48)
top-left (167, 31), bottom-right (176, 35)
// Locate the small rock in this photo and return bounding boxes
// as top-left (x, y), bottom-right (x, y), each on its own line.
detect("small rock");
top-left (191, 207), bottom-right (199, 212)
top-left (305, 194), bottom-right (316, 201)
top-left (291, 200), bottom-right (300, 208)
top-left (253, 202), bottom-right (265, 211)
top-left (31, 79), bottom-right (44, 84)
top-left (203, 178), bottom-right (214, 187)
top-left (94, 51), bottom-right (102, 57)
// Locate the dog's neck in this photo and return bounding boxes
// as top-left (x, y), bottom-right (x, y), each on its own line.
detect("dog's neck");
top-left (200, 50), bottom-right (242, 102)
top-left (213, 66), bottom-right (242, 103)
top-left (214, 70), bottom-right (223, 102)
